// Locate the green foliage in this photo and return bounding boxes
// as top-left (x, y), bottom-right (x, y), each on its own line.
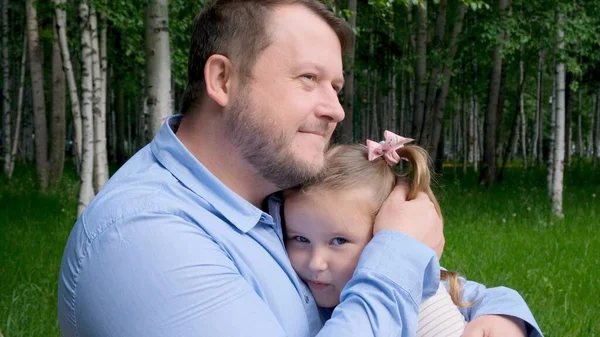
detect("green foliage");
top-left (169, 0), bottom-right (204, 87)
top-left (1, 165), bottom-right (598, 336)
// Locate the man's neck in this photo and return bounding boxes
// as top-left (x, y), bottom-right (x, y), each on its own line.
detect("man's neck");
top-left (176, 112), bottom-right (278, 208)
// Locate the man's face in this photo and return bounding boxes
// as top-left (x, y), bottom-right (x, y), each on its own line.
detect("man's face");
top-left (226, 4), bottom-right (345, 189)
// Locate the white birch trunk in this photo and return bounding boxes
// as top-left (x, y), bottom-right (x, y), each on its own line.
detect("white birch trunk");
top-left (412, 2), bottom-right (427, 141)
top-left (588, 99), bottom-right (594, 158)
top-left (341, 0), bottom-right (356, 142)
top-left (472, 93), bottom-right (480, 171)
top-left (50, 19), bottom-right (66, 184)
top-left (89, 5), bottom-right (108, 192)
top-left (468, 96), bottom-right (475, 164)
top-left (54, 0), bottom-right (82, 170)
top-left (100, 7), bottom-right (109, 170)
top-left (552, 14), bottom-right (565, 218)
top-left (531, 50), bottom-right (544, 162)
top-left (577, 113), bottom-right (582, 157)
top-left (400, 69), bottom-right (406, 135)
top-left (139, 71), bottom-right (149, 150)
top-left (145, 0), bottom-right (172, 137)
top-left (595, 88), bottom-right (600, 166)
top-left (577, 89), bottom-right (583, 157)
top-left (78, 1), bottom-right (95, 216)
top-left (2, 0), bottom-right (11, 176)
top-left (462, 97), bottom-right (468, 174)
top-left (520, 58), bottom-right (527, 167)
top-left (26, 0), bottom-right (49, 190)
top-left (510, 115), bottom-right (520, 159)
top-left (7, 34), bottom-right (27, 178)
top-left (547, 69), bottom-right (556, 196)
top-left (390, 66), bottom-right (397, 135)
top-left (472, 57), bottom-right (480, 171)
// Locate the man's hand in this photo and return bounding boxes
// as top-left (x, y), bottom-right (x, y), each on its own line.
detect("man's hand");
top-left (373, 180), bottom-right (444, 258)
top-left (462, 315), bottom-right (527, 337)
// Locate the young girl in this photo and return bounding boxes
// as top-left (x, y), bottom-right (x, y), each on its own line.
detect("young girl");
top-left (283, 131), bottom-right (468, 337)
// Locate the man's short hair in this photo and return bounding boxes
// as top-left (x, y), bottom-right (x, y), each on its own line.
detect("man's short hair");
top-left (180, 0), bottom-right (353, 114)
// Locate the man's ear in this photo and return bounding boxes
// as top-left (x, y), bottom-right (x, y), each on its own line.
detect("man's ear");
top-left (204, 54), bottom-right (235, 108)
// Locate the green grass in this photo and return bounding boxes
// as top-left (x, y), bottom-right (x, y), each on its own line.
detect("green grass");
top-left (0, 164), bottom-right (79, 337)
top-left (1, 162), bottom-right (599, 336)
top-left (437, 163), bottom-right (600, 337)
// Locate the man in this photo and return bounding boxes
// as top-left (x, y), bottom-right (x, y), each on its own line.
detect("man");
top-left (58, 1), bottom-right (543, 336)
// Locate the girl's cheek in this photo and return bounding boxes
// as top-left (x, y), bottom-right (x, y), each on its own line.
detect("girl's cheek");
top-left (287, 248), bottom-right (306, 269)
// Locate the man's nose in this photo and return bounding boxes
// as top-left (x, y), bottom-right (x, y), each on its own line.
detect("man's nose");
top-left (314, 87), bottom-right (345, 123)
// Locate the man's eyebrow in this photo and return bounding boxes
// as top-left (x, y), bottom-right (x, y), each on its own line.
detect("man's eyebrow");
top-left (293, 62), bottom-right (345, 85)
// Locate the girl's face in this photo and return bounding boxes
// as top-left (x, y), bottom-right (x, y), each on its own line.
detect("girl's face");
top-left (284, 188), bottom-right (375, 307)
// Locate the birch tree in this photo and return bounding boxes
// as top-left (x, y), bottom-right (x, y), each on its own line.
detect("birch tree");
top-left (78, 1), bottom-right (95, 216)
top-left (552, 13), bottom-right (566, 218)
top-left (26, 0), bottom-right (49, 190)
top-left (7, 35), bottom-right (27, 179)
top-left (89, 5), bottom-right (109, 191)
top-left (595, 88), bottom-right (600, 167)
top-left (547, 73), bottom-right (556, 195)
top-left (427, 3), bottom-right (467, 160)
top-left (2, 0), bottom-right (10, 176)
top-left (532, 50), bottom-right (545, 164)
top-left (412, 2), bottom-right (427, 140)
top-left (519, 59), bottom-right (527, 168)
top-left (54, 0), bottom-right (82, 171)
top-left (480, 0), bottom-right (509, 186)
top-left (576, 90), bottom-right (583, 157)
top-left (339, 0), bottom-right (357, 143)
top-left (50, 20), bottom-right (66, 185)
top-left (145, 0), bottom-right (172, 137)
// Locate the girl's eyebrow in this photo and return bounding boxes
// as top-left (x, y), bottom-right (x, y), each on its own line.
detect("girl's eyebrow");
top-left (329, 228), bottom-right (358, 240)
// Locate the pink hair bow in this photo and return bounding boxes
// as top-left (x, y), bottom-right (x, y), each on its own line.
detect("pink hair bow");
top-left (366, 130), bottom-right (414, 166)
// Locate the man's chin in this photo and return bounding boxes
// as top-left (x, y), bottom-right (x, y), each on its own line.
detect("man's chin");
top-left (273, 160), bottom-right (324, 190)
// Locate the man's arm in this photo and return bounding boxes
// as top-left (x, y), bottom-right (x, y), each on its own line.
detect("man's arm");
top-left (60, 214), bottom-right (438, 337)
top-left (455, 277), bottom-right (544, 337)
top-left (322, 231), bottom-right (441, 337)
top-left (59, 214), bottom-right (289, 337)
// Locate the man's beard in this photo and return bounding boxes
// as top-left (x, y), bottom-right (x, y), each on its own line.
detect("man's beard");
top-left (225, 85), bottom-right (329, 189)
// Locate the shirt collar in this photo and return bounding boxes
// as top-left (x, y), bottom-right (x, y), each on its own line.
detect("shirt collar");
top-left (150, 115), bottom-right (272, 233)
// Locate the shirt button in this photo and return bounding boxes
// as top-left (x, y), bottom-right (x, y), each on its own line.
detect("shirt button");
top-left (304, 295), bottom-right (310, 303)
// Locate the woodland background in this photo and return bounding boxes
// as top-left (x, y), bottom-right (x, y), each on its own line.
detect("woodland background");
top-left (1, 0), bottom-right (599, 336)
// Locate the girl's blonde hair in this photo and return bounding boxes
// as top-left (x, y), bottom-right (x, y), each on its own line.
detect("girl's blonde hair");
top-left (300, 143), bottom-right (469, 307)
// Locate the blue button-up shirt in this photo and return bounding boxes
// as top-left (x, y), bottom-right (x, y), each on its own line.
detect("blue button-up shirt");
top-left (58, 115), bottom-right (542, 337)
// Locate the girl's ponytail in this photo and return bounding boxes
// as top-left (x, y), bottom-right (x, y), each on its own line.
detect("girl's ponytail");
top-left (397, 145), bottom-right (470, 307)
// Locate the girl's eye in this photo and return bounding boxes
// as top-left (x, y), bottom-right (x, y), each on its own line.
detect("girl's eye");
top-left (292, 236), bottom-right (309, 243)
top-left (331, 237), bottom-right (348, 245)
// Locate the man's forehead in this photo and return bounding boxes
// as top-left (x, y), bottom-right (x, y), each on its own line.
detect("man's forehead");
top-left (268, 4), bottom-right (341, 51)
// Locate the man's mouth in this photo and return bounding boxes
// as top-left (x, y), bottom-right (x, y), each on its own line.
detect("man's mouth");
top-left (300, 130), bottom-right (325, 138)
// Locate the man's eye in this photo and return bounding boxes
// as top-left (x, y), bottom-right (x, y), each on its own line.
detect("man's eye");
top-left (331, 237), bottom-right (348, 245)
top-left (301, 74), bottom-right (317, 82)
top-left (292, 236), bottom-right (309, 243)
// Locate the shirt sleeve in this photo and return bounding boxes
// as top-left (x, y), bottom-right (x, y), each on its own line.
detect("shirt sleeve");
top-left (60, 220), bottom-right (439, 337)
top-left (456, 277), bottom-right (544, 337)
top-left (60, 213), bottom-right (289, 337)
top-left (318, 230), bottom-right (441, 337)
